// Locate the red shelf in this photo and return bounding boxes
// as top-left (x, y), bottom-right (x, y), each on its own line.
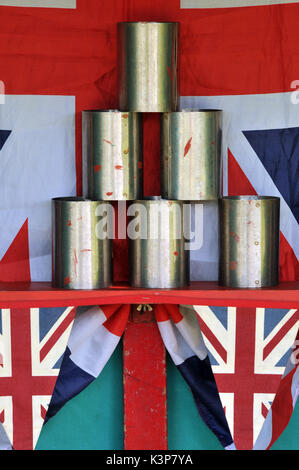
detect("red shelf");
top-left (0, 281), bottom-right (297, 309)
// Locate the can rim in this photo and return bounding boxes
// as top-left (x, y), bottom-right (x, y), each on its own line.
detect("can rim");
top-left (180, 108), bottom-right (222, 112)
top-left (117, 21), bottom-right (178, 25)
top-left (82, 109), bottom-right (121, 113)
top-left (132, 196), bottom-right (184, 204)
top-left (221, 195), bottom-right (280, 201)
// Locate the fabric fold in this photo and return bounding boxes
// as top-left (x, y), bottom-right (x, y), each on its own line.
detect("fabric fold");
top-left (44, 304), bottom-right (130, 422)
top-left (155, 304), bottom-right (235, 450)
top-left (253, 328), bottom-right (299, 450)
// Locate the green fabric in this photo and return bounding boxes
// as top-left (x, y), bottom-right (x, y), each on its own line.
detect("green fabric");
top-left (36, 342), bottom-right (124, 450)
top-left (36, 342), bottom-right (299, 450)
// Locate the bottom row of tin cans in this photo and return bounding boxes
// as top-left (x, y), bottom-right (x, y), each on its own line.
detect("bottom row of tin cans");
top-left (52, 195), bottom-right (280, 290)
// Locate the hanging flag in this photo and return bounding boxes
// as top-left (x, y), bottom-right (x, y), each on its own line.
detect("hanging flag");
top-left (154, 304), bottom-right (235, 450)
top-left (192, 305), bottom-right (299, 449)
top-left (45, 304), bottom-right (130, 421)
top-left (2, 303), bottom-right (298, 450)
top-left (0, 422), bottom-right (12, 450)
top-left (45, 304), bottom-right (235, 450)
top-left (253, 329), bottom-right (299, 449)
top-left (0, 307), bottom-right (76, 450)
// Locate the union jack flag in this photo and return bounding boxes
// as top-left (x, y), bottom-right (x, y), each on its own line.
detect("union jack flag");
top-left (0, 307), bottom-right (75, 450)
top-left (193, 305), bottom-right (299, 449)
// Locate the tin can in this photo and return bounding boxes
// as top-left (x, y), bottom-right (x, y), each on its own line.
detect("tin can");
top-left (52, 197), bottom-right (113, 289)
top-left (161, 110), bottom-right (222, 200)
top-left (219, 196), bottom-right (280, 288)
top-left (129, 197), bottom-right (190, 288)
top-left (118, 22), bottom-right (178, 112)
top-left (82, 110), bottom-right (143, 201)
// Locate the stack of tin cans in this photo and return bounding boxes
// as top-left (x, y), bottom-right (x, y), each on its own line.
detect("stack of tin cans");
top-left (52, 21), bottom-right (280, 290)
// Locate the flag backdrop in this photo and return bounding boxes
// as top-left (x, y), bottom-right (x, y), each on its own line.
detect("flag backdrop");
top-left (0, 0), bottom-right (298, 451)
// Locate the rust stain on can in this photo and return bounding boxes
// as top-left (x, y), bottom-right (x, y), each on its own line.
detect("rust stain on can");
top-left (230, 260), bottom-right (238, 271)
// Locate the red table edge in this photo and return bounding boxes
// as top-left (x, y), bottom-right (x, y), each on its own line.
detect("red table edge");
top-left (0, 281), bottom-right (297, 308)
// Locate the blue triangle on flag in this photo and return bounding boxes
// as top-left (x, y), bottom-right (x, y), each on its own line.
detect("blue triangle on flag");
top-left (263, 308), bottom-right (290, 340)
top-left (0, 130), bottom-right (11, 151)
top-left (243, 127), bottom-right (299, 223)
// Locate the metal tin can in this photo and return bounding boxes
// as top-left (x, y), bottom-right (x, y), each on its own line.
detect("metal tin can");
top-left (129, 197), bottom-right (190, 288)
top-left (52, 197), bottom-right (113, 289)
top-left (82, 110), bottom-right (143, 201)
top-left (118, 22), bottom-right (178, 112)
top-left (219, 196), bottom-right (280, 288)
top-left (161, 110), bottom-right (222, 200)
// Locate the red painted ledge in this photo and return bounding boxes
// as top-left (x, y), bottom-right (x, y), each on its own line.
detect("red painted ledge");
top-left (0, 281), bottom-right (297, 308)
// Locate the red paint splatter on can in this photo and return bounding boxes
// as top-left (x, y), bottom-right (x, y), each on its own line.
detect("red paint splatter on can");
top-left (94, 164), bottom-right (101, 172)
top-left (230, 231), bottom-right (240, 243)
top-left (184, 137), bottom-right (192, 157)
top-left (115, 165), bottom-right (123, 170)
top-left (64, 276), bottom-right (71, 285)
top-left (174, 251), bottom-right (179, 256)
top-left (103, 139), bottom-right (113, 145)
top-left (80, 248), bottom-right (92, 252)
top-left (122, 114), bottom-right (129, 119)
top-left (67, 220), bottom-right (71, 226)
top-left (106, 192), bottom-right (113, 196)
top-left (211, 141), bottom-right (215, 145)
top-left (73, 249), bottom-right (78, 276)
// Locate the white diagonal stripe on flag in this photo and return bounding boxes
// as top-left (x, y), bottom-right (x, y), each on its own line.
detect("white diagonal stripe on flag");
top-left (0, 0), bottom-right (76, 7)
top-left (181, 0), bottom-right (299, 8)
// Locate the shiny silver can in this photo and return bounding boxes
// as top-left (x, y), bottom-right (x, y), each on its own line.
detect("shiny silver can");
top-left (118, 22), bottom-right (178, 112)
top-left (161, 110), bottom-right (222, 200)
top-left (129, 197), bottom-right (190, 288)
top-left (82, 110), bottom-right (143, 201)
top-left (219, 196), bottom-right (280, 288)
top-left (52, 197), bottom-right (113, 289)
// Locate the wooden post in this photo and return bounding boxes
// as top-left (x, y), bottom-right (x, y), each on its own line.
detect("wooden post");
top-left (123, 305), bottom-right (167, 450)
